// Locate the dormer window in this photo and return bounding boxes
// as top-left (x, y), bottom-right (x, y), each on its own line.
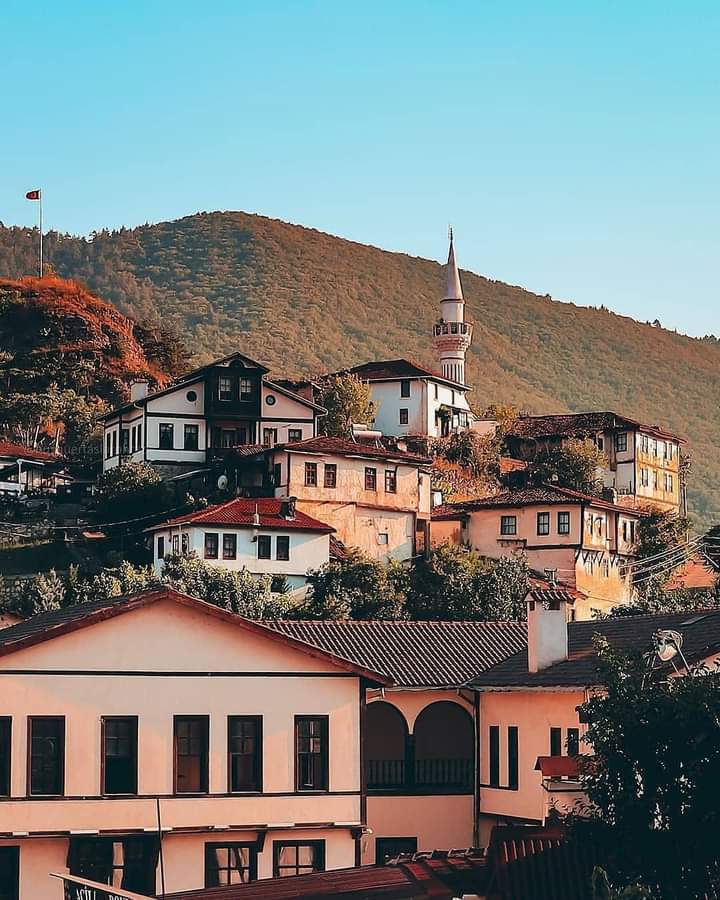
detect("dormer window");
top-left (218, 377), bottom-right (233, 402)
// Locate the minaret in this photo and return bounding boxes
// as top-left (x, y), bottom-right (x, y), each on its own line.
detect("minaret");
top-left (432, 229), bottom-right (473, 384)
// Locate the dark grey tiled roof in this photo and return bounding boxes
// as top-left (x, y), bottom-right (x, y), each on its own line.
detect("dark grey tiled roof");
top-left (471, 608), bottom-right (720, 688)
top-left (267, 619), bottom-right (527, 687)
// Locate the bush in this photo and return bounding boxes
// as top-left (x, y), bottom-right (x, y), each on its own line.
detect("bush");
top-left (96, 461), bottom-right (172, 523)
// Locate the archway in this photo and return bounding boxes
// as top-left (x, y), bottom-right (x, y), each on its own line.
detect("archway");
top-left (365, 701), bottom-right (408, 789)
top-left (413, 701), bottom-right (474, 790)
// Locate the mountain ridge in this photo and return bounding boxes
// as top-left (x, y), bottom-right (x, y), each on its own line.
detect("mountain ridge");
top-left (0, 211), bottom-right (718, 523)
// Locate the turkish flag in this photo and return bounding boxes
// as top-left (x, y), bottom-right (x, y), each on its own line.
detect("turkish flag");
top-left (25, 189), bottom-right (41, 200)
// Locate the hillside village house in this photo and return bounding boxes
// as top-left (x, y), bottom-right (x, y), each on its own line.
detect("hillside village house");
top-left (469, 594), bottom-right (720, 835)
top-left (100, 352), bottom-right (325, 477)
top-left (0, 588), bottom-right (389, 899)
top-left (505, 412), bottom-right (685, 515)
top-left (431, 485), bottom-right (644, 619)
top-left (146, 498), bottom-right (333, 592)
top-left (0, 441), bottom-right (67, 496)
top-left (269, 619), bottom-right (526, 864)
top-left (242, 436), bottom-right (432, 562)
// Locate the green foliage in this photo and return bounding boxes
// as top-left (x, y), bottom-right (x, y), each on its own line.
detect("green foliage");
top-left (437, 430), bottom-right (502, 483)
top-left (314, 373), bottom-right (376, 437)
top-left (574, 638), bottom-right (720, 898)
top-left (406, 544), bottom-right (529, 620)
top-left (7, 569), bottom-right (66, 617)
top-left (591, 867), bottom-right (652, 900)
top-left (96, 462), bottom-right (172, 522)
top-left (160, 554), bottom-right (291, 618)
top-left (529, 438), bottom-right (607, 495)
top-left (0, 213), bottom-right (716, 525)
top-left (634, 508), bottom-right (691, 564)
top-left (302, 550), bottom-right (407, 620)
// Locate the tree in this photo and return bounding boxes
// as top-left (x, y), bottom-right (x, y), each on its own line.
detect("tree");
top-left (96, 461), bottom-right (172, 522)
top-left (302, 551), bottom-right (407, 620)
top-left (529, 438), bottom-right (607, 495)
top-left (437, 430), bottom-right (502, 482)
top-left (573, 637), bottom-right (720, 898)
top-left (314, 374), bottom-right (376, 438)
top-left (634, 507), bottom-right (690, 563)
top-left (5, 569), bottom-right (66, 617)
top-left (406, 544), bottom-right (528, 621)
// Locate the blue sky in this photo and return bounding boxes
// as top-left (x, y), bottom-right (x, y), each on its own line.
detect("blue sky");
top-left (2, 1), bottom-right (718, 336)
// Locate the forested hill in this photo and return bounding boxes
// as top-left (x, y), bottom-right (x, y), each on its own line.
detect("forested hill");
top-left (1, 211), bottom-right (719, 523)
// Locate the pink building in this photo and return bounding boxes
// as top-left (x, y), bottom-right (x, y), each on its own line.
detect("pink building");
top-left (0, 588), bottom-right (389, 899)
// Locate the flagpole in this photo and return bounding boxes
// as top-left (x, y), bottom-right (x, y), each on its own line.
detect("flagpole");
top-left (38, 192), bottom-right (43, 278)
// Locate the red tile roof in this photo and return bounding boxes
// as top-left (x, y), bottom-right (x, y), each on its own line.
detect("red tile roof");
top-left (528, 587), bottom-right (579, 607)
top-left (275, 435), bottom-right (432, 465)
top-left (0, 441), bottom-right (61, 463)
top-left (509, 411), bottom-right (685, 443)
top-left (432, 484), bottom-right (645, 516)
top-left (535, 755), bottom-right (581, 778)
top-left (267, 619), bottom-right (527, 688)
top-left (167, 851), bottom-right (487, 899)
top-left (499, 457), bottom-right (528, 474)
top-left (145, 498), bottom-right (334, 533)
top-left (329, 535), bottom-right (351, 560)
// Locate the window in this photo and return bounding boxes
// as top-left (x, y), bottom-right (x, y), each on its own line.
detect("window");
top-left (653, 470), bottom-right (659, 490)
top-left (204, 533), bottom-right (219, 559)
top-left (68, 836), bottom-right (157, 894)
top-left (221, 429), bottom-right (236, 448)
top-left (323, 464), bottom-right (337, 488)
top-left (537, 512), bottom-right (550, 536)
top-left (375, 838), bottom-right (417, 865)
top-left (507, 726), bottom-right (518, 790)
top-left (557, 511), bottom-right (570, 535)
top-left (184, 424), bottom-right (199, 451)
top-left (399, 408), bottom-right (409, 425)
top-left (596, 436), bottom-right (604, 452)
top-left (0, 848), bottom-right (18, 900)
top-left (550, 727), bottom-right (562, 757)
top-left (137, 425), bottom-right (142, 450)
top-left (106, 432), bottom-right (112, 459)
top-left (288, 429), bottom-right (302, 443)
top-left (257, 535), bottom-right (271, 559)
top-left (186, 390), bottom-right (198, 402)
top-left (223, 534), bottom-right (237, 560)
top-left (273, 841), bottom-right (325, 877)
top-left (272, 462), bottom-right (282, 487)
top-left (385, 470), bottom-right (397, 493)
top-left (400, 379), bottom-right (411, 398)
top-left (120, 429), bottom-right (130, 455)
top-left (228, 717), bottom-right (262, 793)
top-left (239, 377), bottom-right (252, 401)
top-left (500, 515), bottom-right (517, 536)
top-left (28, 717), bottom-right (64, 796)
top-left (0, 719), bottom-right (10, 797)
top-left (111, 430), bottom-right (117, 458)
top-left (433, 383), bottom-right (439, 400)
top-left (488, 725), bottom-right (500, 788)
top-left (365, 467), bottom-right (377, 491)
top-left (172, 534), bottom-right (179, 555)
top-left (218, 376), bottom-right (233, 401)
top-left (102, 717), bottom-right (138, 795)
top-left (615, 432), bottom-right (628, 452)
top-left (181, 533), bottom-right (189, 555)
top-left (377, 532), bottom-right (389, 545)
top-left (276, 536), bottom-right (290, 561)
top-left (159, 423), bottom-right (174, 450)
top-left (263, 428), bottom-right (277, 447)
top-left (305, 462), bottom-right (318, 486)
top-left (174, 716), bottom-right (209, 794)
top-left (205, 843), bottom-right (257, 887)
top-left (666, 473), bottom-right (674, 492)
top-left (567, 728), bottom-right (580, 757)
top-left (295, 716), bottom-right (328, 791)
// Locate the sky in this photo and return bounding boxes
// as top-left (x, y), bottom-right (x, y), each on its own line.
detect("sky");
top-left (1, 1), bottom-right (718, 336)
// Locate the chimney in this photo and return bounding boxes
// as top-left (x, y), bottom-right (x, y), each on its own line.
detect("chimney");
top-left (281, 497), bottom-right (297, 520)
top-left (527, 592), bottom-right (569, 673)
top-left (130, 379), bottom-right (150, 402)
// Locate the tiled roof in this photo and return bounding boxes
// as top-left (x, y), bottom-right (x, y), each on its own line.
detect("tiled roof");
top-left (509, 411), bottom-right (684, 443)
top-left (499, 457), bottom-right (528, 474)
top-left (329, 535), bottom-right (351, 560)
top-left (342, 358), bottom-right (468, 388)
top-left (0, 588), bottom-right (391, 684)
top-left (665, 553), bottom-right (718, 591)
top-left (433, 484), bottom-right (644, 516)
top-left (276, 435), bottom-right (432, 465)
top-left (0, 441), bottom-right (61, 463)
top-left (266, 619), bottom-right (527, 687)
top-left (535, 756), bottom-right (581, 778)
top-left (528, 587), bottom-right (579, 606)
top-left (167, 851), bottom-right (487, 899)
top-left (472, 608), bottom-right (720, 688)
top-left (145, 498), bottom-right (334, 533)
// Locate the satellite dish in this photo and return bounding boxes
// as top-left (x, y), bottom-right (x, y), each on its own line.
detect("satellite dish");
top-left (217, 474), bottom-right (229, 491)
top-left (654, 629), bottom-right (683, 662)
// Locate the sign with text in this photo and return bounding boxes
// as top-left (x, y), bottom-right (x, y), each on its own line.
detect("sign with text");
top-left (52, 873), bottom-right (154, 900)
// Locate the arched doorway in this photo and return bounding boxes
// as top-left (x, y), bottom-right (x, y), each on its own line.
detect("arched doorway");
top-left (413, 701), bottom-right (474, 791)
top-left (365, 701), bottom-right (408, 790)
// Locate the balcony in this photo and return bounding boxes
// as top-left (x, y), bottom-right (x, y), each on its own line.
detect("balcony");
top-left (367, 757), bottom-right (474, 793)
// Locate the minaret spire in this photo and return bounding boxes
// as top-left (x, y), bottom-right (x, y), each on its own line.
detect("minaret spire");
top-left (432, 229), bottom-right (473, 385)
